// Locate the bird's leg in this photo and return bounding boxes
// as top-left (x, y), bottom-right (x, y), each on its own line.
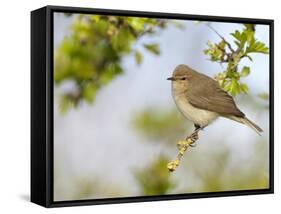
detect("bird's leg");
top-left (194, 124), bottom-right (201, 131)
top-left (188, 124), bottom-right (204, 147)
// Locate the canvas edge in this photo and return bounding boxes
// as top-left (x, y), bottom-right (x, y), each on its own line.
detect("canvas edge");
top-left (31, 6), bottom-right (49, 207)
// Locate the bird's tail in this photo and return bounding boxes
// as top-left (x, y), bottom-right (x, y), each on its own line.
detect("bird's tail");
top-left (227, 116), bottom-right (263, 135)
top-left (242, 117), bottom-right (263, 135)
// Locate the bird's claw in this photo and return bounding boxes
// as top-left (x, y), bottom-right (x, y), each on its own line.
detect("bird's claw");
top-left (189, 142), bottom-right (197, 147)
top-left (190, 131), bottom-right (199, 141)
top-left (185, 131), bottom-right (199, 147)
top-left (177, 128), bottom-right (201, 150)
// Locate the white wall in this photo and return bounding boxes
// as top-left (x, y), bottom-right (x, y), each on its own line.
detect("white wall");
top-left (0, 0), bottom-right (279, 213)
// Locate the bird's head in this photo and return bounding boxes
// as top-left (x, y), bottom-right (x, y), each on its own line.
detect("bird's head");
top-left (167, 64), bottom-right (194, 92)
top-left (167, 64), bottom-right (193, 82)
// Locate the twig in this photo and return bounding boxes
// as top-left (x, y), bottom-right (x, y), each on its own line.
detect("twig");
top-left (207, 24), bottom-right (236, 53)
top-left (167, 129), bottom-right (201, 172)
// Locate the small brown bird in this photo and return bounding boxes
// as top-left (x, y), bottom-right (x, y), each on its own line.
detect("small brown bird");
top-left (167, 64), bottom-right (263, 134)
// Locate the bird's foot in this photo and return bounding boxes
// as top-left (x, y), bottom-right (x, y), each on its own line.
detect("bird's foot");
top-left (177, 131), bottom-right (198, 149)
top-left (189, 142), bottom-right (197, 147)
top-left (184, 126), bottom-right (203, 147)
top-left (189, 131), bottom-right (199, 147)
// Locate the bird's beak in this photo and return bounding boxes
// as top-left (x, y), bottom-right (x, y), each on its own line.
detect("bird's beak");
top-left (167, 77), bottom-right (175, 81)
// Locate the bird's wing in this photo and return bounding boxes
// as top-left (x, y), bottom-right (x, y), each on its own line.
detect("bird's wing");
top-left (186, 76), bottom-right (245, 117)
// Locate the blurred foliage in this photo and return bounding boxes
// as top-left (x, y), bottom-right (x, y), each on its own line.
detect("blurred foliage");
top-left (204, 24), bottom-right (269, 96)
top-left (185, 141), bottom-right (269, 192)
top-left (131, 103), bottom-right (268, 194)
top-left (193, 148), bottom-right (231, 191)
top-left (54, 140), bottom-right (269, 200)
top-left (71, 177), bottom-right (98, 199)
top-left (54, 174), bottom-right (125, 201)
top-left (54, 18), bottom-right (270, 200)
top-left (240, 93), bottom-right (270, 110)
top-left (55, 14), bottom-right (173, 113)
top-left (132, 108), bottom-right (192, 144)
top-left (134, 155), bottom-right (175, 195)
top-left (258, 92), bottom-right (269, 101)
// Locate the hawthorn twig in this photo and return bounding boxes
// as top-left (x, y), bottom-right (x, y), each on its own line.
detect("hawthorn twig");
top-left (167, 128), bottom-right (202, 172)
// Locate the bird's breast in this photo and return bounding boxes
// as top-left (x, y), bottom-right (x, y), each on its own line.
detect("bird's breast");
top-left (172, 89), bottom-right (218, 127)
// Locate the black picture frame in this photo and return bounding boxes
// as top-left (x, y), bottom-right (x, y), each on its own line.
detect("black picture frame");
top-left (31, 5), bottom-right (274, 208)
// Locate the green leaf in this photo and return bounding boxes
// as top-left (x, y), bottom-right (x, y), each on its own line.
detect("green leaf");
top-left (240, 83), bottom-right (249, 94)
top-left (231, 30), bottom-right (247, 49)
top-left (128, 18), bottom-right (145, 32)
top-left (82, 82), bottom-right (97, 103)
top-left (112, 28), bottom-right (135, 52)
top-left (203, 49), bottom-right (210, 55)
top-left (240, 66), bottom-right (250, 77)
top-left (218, 40), bottom-right (226, 49)
top-left (143, 43), bottom-right (160, 55)
top-left (257, 93), bottom-right (269, 100)
top-left (90, 15), bottom-right (100, 22)
top-left (231, 30), bottom-right (242, 42)
top-left (244, 24), bottom-right (255, 32)
top-left (99, 63), bottom-right (123, 85)
top-left (245, 30), bottom-right (254, 44)
top-left (59, 95), bottom-right (75, 114)
top-left (134, 155), bottom-right (175, 195)
top-left (134, 51), bottom-right (143, 65)
top-left (217, 40), bottom-right (226, 50)
top-left (246, 40), bottom-right (269, 54)
top-left (207, 40), bottom-right (213, 47)
top-left (229, 79), bottom-right (240, 96)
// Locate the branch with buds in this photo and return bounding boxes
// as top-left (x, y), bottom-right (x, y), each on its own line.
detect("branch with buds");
top-left (167, 129), bottom-right (201, 172)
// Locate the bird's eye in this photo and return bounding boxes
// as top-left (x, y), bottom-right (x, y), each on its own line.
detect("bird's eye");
top-left (181, 77), bottom-right (187, 80)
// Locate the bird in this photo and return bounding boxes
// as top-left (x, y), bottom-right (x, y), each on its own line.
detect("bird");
top-left (167, 64), bottom-right (263, 135)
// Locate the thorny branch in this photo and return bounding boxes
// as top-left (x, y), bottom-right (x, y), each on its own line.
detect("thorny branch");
top-left (207, 24), bottom-right (236, 53)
